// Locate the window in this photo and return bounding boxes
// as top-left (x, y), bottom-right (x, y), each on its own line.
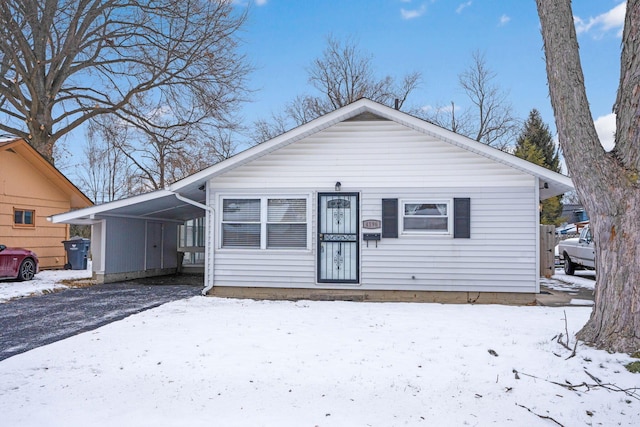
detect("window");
top-left (267, 199), bottom-right (307, 248)
top-left (222, 199), bottom-right (261, 248)
top-left (221, 197), bottom-right (308, 249)
top-left (402, 201), bottom-right (450, 234)
top-left (179, 217), bottom-right (206, 264)
top-left (14, 209), bottom-right (35, 227)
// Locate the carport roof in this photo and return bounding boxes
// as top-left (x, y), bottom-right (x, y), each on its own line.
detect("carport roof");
top-left (50, 189), bottom-right (206, 224)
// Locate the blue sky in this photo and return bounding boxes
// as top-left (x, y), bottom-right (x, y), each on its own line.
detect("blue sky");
top-left (57, 1), bottom-right (624, 172)
top-left (237, 0), bottom-right (625, 151)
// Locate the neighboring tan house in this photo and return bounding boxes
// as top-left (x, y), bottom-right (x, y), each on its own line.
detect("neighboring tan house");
top-left (52, 99), bottom-right (573, 303)
top-left (0, 138), bottom-right (93, 269)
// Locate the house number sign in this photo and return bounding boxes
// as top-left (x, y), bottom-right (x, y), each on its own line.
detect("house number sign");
top-left (362, 219), bottom-right (381, 229)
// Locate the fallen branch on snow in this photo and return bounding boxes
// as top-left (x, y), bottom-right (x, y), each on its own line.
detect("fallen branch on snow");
top-left (516, 403), bottom-right (564, 426)
top-left (513, 369), bottom-right (640, 401)
top-left (551, 310), bottom-right (578, 359)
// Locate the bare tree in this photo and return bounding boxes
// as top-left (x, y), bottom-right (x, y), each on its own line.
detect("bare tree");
top-left (425, 51), bottom-right (520, 150)
top-left (537, 0), bottom-right (640, 353)
top-left (252, 35), bottom-right (421, 143)
top-left (0, 0), bottom-right (250, 163)
top-left (307, 35), bottom-right (421, 115)
top-left (87, 96), bottom-right (238, 193)
top-left (422, 101), bottom-right (467, 135)
top-left (250, 111), bottom-right (290, 145)
top-left (168, 128), bottom-right (239, 180)
top-left (76, 121), bottom-right (136, 203)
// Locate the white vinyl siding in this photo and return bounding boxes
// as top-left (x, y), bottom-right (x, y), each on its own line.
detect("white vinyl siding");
top-left (208, 119), bottom-right (539, 293)
top-left (359, 187), bottom-right (536, 293)
top-left (209, 121), bottom-right (533, 190)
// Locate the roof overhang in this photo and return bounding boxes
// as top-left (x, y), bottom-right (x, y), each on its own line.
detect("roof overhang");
top-left (50, 189), bottom-right (205, 225)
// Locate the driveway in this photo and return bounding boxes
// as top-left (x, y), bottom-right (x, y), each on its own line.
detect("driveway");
top-left (0, 275), bottom-right (202, 361)
top-left (537, 271), bottom-right (596, 307)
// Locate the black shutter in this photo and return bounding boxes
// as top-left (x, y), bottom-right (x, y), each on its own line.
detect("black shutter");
top-left (382, 198), bottom-right (398, 238)
top-left (454, 198), bottom-right (471, 238)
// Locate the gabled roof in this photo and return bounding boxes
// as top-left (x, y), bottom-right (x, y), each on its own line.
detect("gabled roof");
top-left (0, 138), bottom-right (93, 208)
top-left (51, 99), bottom-right (574, 224)
top-left (172, 98), bottom-right (573, 199)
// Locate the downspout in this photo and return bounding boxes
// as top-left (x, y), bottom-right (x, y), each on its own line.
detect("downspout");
top-left (534, 178), bottom-right (541, 295)
top-left (170, 192), bottom-right (215, 296)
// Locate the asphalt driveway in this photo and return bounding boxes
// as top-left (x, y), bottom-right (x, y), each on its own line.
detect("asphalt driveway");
top-left (0, 275), bottom-right (203, 361)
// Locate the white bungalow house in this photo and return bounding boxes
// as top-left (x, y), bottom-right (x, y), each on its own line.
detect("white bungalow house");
top-left (51, 99), bottom-right (573, 303)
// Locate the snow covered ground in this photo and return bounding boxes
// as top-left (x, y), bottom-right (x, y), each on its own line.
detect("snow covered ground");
top-left (2, 267), bottom-right (638, 426)
top-left (0, 264), bottom-right (92, 303)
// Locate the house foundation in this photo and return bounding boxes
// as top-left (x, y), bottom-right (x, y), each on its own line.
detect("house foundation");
top-left (208, 286), bottom-right (537, 305)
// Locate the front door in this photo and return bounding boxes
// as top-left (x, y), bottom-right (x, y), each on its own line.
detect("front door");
top-left (317, 193), bottom-right (359, 283)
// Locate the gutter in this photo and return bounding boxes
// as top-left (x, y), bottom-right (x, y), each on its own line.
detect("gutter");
top-left (173, 193), bottom-right (210, 212)
top-left (170, 192), bottom-right (215, 296)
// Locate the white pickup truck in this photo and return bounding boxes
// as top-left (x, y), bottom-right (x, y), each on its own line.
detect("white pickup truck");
top-left (558, 225), bottom-right (595, 275)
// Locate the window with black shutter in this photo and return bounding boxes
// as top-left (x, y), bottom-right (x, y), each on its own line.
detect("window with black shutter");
top-left (381, 198), bottom-right (398, 238)
top-left (453, 198), bottom-right (471, 239)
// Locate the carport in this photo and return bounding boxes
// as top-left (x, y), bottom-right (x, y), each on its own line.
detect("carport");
top-left (50, 182), bottom-right (209, 284)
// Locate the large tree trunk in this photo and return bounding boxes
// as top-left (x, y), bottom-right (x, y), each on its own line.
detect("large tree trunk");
top-left (26, 117), bottom-right (56, 162)
top-left (536, 0), bottom-right (640, 353)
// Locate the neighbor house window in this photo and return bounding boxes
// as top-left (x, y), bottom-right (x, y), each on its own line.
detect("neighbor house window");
top-left (221, 197), bottom-right (308, 249)
top-left (402, 201), bottom-right (450, 234)
top-left (14, 209), bottom-right (35, 227)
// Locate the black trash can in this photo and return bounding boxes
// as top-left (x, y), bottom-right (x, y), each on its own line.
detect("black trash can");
top-left (62, 237), bottom-right (91, 270)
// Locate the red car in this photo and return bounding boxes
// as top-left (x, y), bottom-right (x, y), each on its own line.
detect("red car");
top-left (0, 244), bottom-right (39, 281)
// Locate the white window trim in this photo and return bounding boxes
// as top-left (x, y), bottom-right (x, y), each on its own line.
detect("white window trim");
top-left (400, 199), bottom-right (453, 236)
top-left (218, 194), bottom-right (312, 250)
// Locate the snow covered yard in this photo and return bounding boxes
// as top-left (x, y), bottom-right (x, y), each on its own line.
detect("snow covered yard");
top-left (0, 297), bottom-right (638, 426)
top-left (0, 265), bottom-right (92, 303)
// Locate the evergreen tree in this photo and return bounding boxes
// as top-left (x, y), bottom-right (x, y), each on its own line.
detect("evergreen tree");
top-left (515, 109), bottom-right (563, 225)
top-left (516, 109), bottom-right (561, 172)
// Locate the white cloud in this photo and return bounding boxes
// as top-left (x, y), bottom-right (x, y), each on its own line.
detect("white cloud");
top-left (499, 14), bottom-right (510, 26)
top-left (594, 113), bottom-right (616, 151)
top-left (401, 4), bottom-right (427, 20)
top-left (255, 0), bottom-right (268, 5)
top-left (420, 103), bottom-right (461, 116)
top-left (456, 1), bottom-right (472, 14)
top-left (574, 1), bottom-right (626, 37)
